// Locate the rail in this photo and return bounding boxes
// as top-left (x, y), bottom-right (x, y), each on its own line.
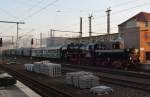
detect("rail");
top-left (0, 65), bottom-right (74, 97)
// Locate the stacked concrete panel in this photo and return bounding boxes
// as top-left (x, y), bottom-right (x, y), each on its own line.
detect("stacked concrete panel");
top-left (46, 63), bottom-right (61, 77)
top-left (24, 61), bottom-right (61, 77)
top-left (33, 62), bottom-right (41, 73)
top-left (65, 71), bottom-right (99, 89)
top-left (24, 64), bottom-right (34, 71)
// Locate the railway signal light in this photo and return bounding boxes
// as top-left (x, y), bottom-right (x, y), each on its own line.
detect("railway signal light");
top-left (0, 38), bottom-right (2, 47)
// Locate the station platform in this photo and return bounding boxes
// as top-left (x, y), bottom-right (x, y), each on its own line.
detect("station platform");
top-left (0, 81), bottom-right (41, 97)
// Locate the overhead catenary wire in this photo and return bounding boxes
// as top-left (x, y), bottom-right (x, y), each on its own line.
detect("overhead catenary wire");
top-left (18, 0), bottom-right (59, 35)
top-left (93, 1), bottom-right (150, 21)
top-left (93, 0), bottom-right (137, 13)
top-left (92, 1), bottom-right (150, 29)
top-left (2, 0), bottom-right (150, 38)
top-left (56, 0), bottom-right (141, 29)
top-left (1, 0), bottom-right (140, 33)
top-left (57, 1), bottom-right (150, 32)
top-left (2, 0), bottom-right (59, 37)
top-left (14, 0), bottom-right (39, 7)
top-left (51, 29), bottom-right (79, 33)
top-left (25, 0), bottom-right (46, 13)
top-left (15, 0), bottom-right (47, 30)
top-left (23, 0), bottom-right (59, 20)
top-left (0, 7), bottom-right (18, 20)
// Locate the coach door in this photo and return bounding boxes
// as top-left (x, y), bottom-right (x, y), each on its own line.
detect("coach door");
top-left (146, 52), bottom-right (150, 60)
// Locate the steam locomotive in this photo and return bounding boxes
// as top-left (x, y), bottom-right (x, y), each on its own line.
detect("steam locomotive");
top-left (3, 41), bottom-right (140, 69)
top-left (61, 41), bottom-right (140, 69)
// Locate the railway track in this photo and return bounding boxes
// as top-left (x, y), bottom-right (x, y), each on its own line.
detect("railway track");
top-left (0, 64), bottom-right (74, 97)
top-left (4, 56), bottom-right (150, 78)
top-left (2, 57), bottom-right (150, 93)
top-left (100, 75), bottom-right (150, 92)
top-left (62, 63), bottom-right (150, 79)
top-left (62, 65), bottom-right (150, 92)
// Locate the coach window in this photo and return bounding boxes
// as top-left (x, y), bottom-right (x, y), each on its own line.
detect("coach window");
top-left (147, 42), bottom-right (150, 46)
top-left (145, 21), bottom-right (148, 27)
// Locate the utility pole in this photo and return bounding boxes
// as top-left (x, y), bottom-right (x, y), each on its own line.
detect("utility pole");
top-left (80, 17), bottom-right (82, 38)
top-left (40, 32), bottom-right (42, 48)
top-left (12, 36), bottom-right (14, 48)
top-left (35, 38), bottom-right (38, 48)
top-left (50, 29), bottom-right (54, 45)
top-left (11, 36), bottom-right (14, 49)
top-left (106, 8), bottom-right (111, 41)
top-left (17, 23), bottom-right (19, 42)
top-left (50, 29), bottom-right (53, 37)
top-left (52, 30), bottom-right (55, 37)
top-left (79, 17), bottom-right (83, 43)
top-left (16, 23), bottom-right (19, 48)
top-left (88, 14), bottom-right (93, 37)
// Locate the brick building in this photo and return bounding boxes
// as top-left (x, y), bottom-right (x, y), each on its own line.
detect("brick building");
top-left (118, 12), bottom-right (150, 63)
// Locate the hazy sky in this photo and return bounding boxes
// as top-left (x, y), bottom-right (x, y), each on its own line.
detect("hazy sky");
top-left (0, 0), bottom-right (150, 40)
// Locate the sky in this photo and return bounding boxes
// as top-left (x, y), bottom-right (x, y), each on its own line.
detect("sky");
top-left (0, 0), bottom-right (150, 41)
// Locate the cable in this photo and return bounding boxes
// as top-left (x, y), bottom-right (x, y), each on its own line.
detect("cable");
top-left (24, 0), bottom-right (59, 20)
top-left (14, 0), bottom-right (36, 6)
top-left (17, 0), bottom-right (59, 34)
top-left (113, 2), bottom-right (150, 15)
top-left (56, 0), bottom-right (147, 30)
top-left (2, 0), bottom-right (59, 37)
top-left (113, 0), bottom-right (134, 7)
top-left (1, 0), bottom-right (138, 35)
top-left (25, 0), bottom-right (46, 14)
top-left (0, 7), bottom-right (18, 20)
top-left (52, 29), bottom-right (79, 33)
top-left (56, 0), bottom-right (138, 29)
top-left (92, 1), bottom-right (150, 28)
top-left (3, 0), bottom-right (150, 38)
top-left (94, 0), bottom-right (136, 12)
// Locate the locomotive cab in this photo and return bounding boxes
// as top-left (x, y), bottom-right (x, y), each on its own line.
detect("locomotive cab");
top-left (128, 48), bottom-right (140, 68)
top-left (93, 41), bottom-right (139, 69)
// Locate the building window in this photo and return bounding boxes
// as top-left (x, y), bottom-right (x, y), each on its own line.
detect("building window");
top-left (145, 21), bottom-right (148, 27)
top-left (147, 42), bottom-right (150, 46)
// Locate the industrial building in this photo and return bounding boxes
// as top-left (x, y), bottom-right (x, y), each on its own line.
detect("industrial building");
top-left (67, 12), bottom-right (150, 64)
top-left (118, 12), bottom-right (150, 63)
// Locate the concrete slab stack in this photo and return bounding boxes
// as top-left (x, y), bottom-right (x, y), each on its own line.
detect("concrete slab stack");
top-left (65, 71), bottom-right (99, 89)
top-left (24, 64), bottom-right (34, 71)
top-left (33, 62), bottom-right (41, 73)
top-left (24, 61), bottom-right (61, 77)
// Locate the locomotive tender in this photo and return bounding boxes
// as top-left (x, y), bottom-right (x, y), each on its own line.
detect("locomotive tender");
top-left (3, 41), bottom-right (140, 69)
